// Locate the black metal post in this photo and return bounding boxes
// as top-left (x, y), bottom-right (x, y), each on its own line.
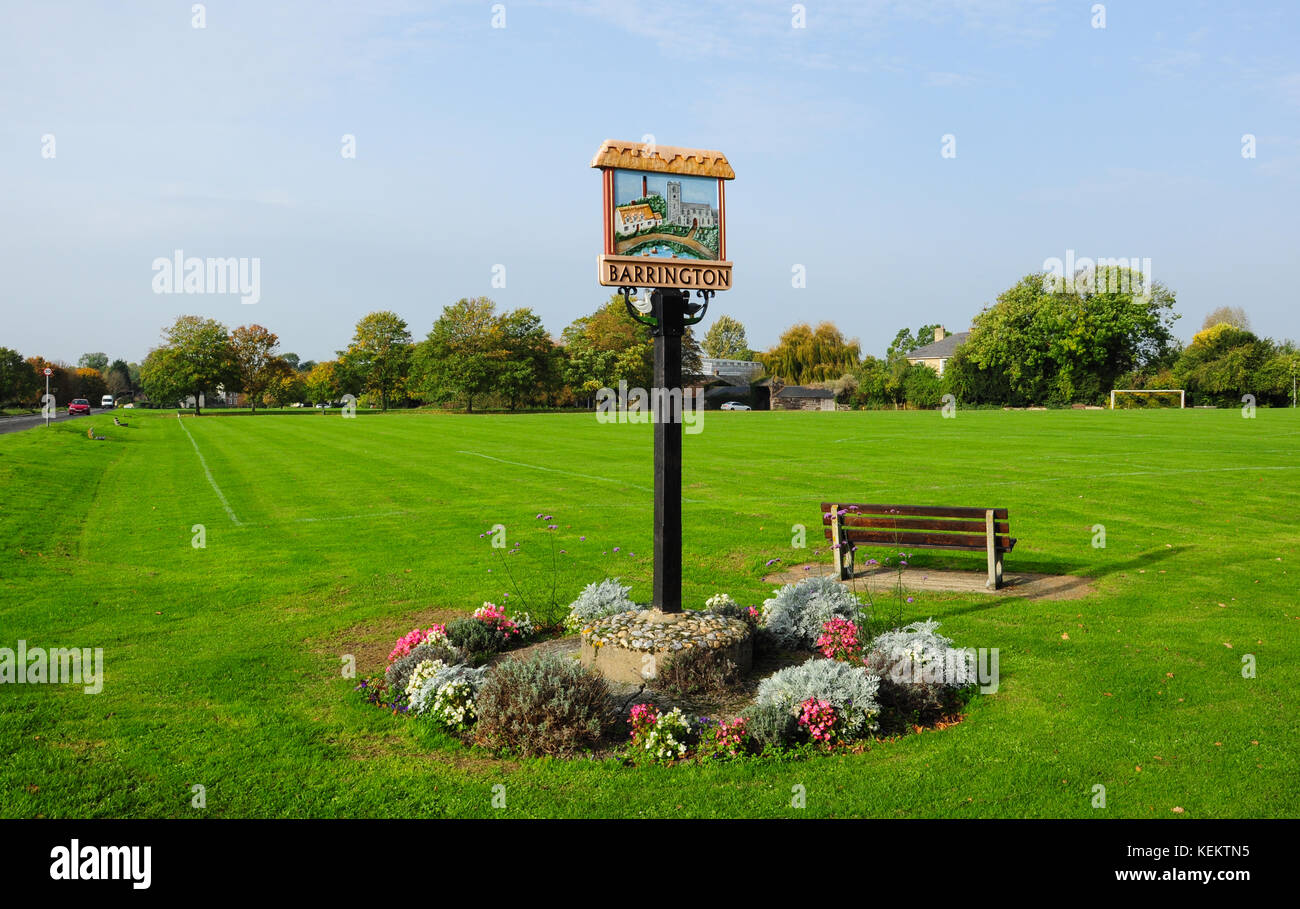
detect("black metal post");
top-left (650, 288), bottom-right (688, 613)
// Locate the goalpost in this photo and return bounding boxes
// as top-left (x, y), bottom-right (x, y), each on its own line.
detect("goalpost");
top-left (1110, 389), bottom-right (1185, 409)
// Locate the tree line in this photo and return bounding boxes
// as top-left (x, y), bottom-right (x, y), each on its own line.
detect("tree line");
top-left (4, 270), bottom-right (1294, 413)
top-left (755, 269), bottom-right (1297, 408)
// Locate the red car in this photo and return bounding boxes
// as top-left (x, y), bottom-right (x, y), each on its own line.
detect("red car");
top-left (67, 398), bottom-right (91, 415)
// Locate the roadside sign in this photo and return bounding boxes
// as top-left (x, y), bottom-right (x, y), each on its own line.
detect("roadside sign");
top-left (44, 368), bottom-right (52, 376)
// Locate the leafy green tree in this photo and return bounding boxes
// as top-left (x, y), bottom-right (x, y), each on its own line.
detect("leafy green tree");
top-left (260, 357), bottom-right (302, 407)
top-left (341, 311), bottom-right (412, 411)
top-left (230, 324), bottom-right (281, 412)
top-left (561, 295), bottom-right (653, 400)
top-left (105, 359), bottom-right (133, 398)
top-left (1173, 323), bottom-right (1276, 406)
top-left (497, 307), bottom-right (559, 410)
top-left (139, 316), bottom-right (238, 414)
top-left (702, 315), bottom-right (750, 359)
top-left (886, 324), bottom-right (940, 363)
top-left (0, 348), bottom-right (38, 407)
top-left (78, 352), bottom-right (109, 372)
top-left (414, 297), bottom-right (501, 411)
top-left (848, 356), bottom-right (890, 407)
top-left (902, 363), bottom-right (943, 408)
top-left (957, 268), bottom-right (1178, 405)
top-left (304, 360), bottom-right (340, 405)
top-left (73, 367), bottom-right (108, 402)
top-left (24, 357), bottom-right (73, 407)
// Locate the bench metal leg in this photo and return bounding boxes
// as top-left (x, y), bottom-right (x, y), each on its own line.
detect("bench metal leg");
top-left (985, 509), bottom-right (1003, 589)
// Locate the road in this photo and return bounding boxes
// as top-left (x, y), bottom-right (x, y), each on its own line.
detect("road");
top-left (0, 408), bottom-right (107, 436)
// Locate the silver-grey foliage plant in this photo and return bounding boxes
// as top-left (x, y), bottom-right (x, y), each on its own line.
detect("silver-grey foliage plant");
top-left (866, 619), bottom-right (976, 689)
top-left (761, 576), bottom-right (863, 648)
top-left (754, 658), bottom-right (881, 737)
top-left (565, 577), bottom-right (636, 632)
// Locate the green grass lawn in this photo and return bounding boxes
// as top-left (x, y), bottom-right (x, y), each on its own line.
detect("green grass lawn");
top-left (1, 407), bottom-right (1297, 818)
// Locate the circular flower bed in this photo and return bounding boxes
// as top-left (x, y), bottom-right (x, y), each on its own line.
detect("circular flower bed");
top-left (354, 578), bottom-right (986, 763)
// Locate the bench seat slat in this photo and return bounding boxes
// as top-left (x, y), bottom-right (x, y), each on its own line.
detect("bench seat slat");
top-left (825, 527), bottom-right (1017, 551)
top-left (821, 503), bottom-right (1008, 520)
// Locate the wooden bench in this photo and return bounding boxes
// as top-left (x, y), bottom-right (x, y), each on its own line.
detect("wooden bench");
top-left (821, 502), bottom-right (1017, 589)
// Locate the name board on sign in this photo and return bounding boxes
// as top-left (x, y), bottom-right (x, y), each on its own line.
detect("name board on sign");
top-left (591, 140), bottom-right (734, 289)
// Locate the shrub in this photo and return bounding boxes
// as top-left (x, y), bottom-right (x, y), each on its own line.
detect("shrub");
top-left (740, 700), bottom-right (800, 749)
top-left (866, 620), bottom-right (976, 730)
top-left (754, 658), bottom-right (880, 739)
top-left (761, 577), bottom-right (863, 649)
top-left (474, 653), bottom-right (612, 757)
top-left (566, 578), bottom-right (636, 633)
top-left (385, 642), bottom-right (460, 696)
top-left (656, 647), bottom-right (742, 698)
top-left (446, 616), bottom-right (509, 656)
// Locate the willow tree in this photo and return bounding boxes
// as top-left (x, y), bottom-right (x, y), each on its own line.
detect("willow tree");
top-left (759, 322), bottom-right (861, 384)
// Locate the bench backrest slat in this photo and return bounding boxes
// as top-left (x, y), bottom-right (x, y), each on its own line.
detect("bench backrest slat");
top-left (822, 514), bottom-right (1009, 534)
top-left (820, 503), bottom-right (1008, 520)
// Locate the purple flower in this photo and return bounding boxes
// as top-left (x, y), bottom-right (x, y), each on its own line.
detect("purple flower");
top-left (559, 549), bottom-right (567, 554)
top-left (580, 536), bottom-right (586, 541)
top-left (547, 524), bottom-right (558, 530)
top-left (614, 547), bottom-right (620, 552)
top-left (536, 513), bottom-right (543, 519)
top-left (543, 514), bottom-right (553, 521)
top-left (765, 558), bottom-right (782, 566)
top-left (906, 597), bottom-right (914, 603)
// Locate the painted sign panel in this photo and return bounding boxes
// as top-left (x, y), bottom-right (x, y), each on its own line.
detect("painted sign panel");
top-left (612, 169), bottom-right (721, 260)
top-left (592, 139), bottom-right (734, 290)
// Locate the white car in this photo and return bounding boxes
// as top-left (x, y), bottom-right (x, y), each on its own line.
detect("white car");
top-left (101, 395), bottom-right (115, 408)
top-left (720, 402), bottom-right (751, 411)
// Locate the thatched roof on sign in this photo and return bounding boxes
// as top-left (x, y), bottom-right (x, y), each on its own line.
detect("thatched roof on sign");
top-left (590, 140), bottom-right (735, 179)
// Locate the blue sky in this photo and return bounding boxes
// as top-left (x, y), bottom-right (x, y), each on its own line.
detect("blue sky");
top-left (2, 0), bottom-right (1297, 364)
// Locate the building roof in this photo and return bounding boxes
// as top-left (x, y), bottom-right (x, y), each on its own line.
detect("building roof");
top-left (773, 385), bottom-right (835, 399)
top-left (615, 204), bottom-right (657, 224)
top-left (906, 331), bottom-right (970, 360)
top-left (590, 140), bottom-right (736, 179)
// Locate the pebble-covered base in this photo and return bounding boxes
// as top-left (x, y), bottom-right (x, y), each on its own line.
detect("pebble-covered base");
top-left (580, 609), bottom-right (753, 684)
